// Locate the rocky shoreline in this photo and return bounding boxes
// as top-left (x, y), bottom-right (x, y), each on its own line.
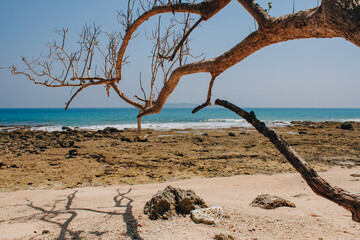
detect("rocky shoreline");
top-left (1, 121), bottom-right (359, 191)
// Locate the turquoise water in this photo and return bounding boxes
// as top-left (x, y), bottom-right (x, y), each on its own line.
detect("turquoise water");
top-left (1, 107), bottom-right (360, 131)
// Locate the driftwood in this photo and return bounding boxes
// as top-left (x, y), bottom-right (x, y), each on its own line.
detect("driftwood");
top-left (215, 99), bottom-right (360, 222)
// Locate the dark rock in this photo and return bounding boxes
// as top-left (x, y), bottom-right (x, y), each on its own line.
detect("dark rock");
top-left (103, 127), bottom-right (120, 134)
top-left (214, 233), bottom-right (236, 240)
top-left (9, 164), bottom-right (19, 168)
top-left (298, 131), bottom-right (307, 134)
top-left (134, 136), bottom-right (148, 142)
top-left (202, 133), bottom-right (208, 136)
top-left (93, 134), bottom-right (103, 138)
top-left (350, 173), bottom-right (360, 177)
top-left (120, 136), bottom-right (132, 142)
top-left (84, 132), bottom-right (93, 138)
top-left (340, 122), bottom-right (354, 130)
top-left (144, 185), bottom-right (207, 220)
top-left (250, 194), bottom-right (296, 209)
top-left (228, 132), bottom-right (236, 137)
top-left (62, 126), bottom-right (72, 131)
top-left (59, 139), bottom-right (74, 148)
top-left (66, 149), bottom-right (78, 158)
top-left (90, 153), bottom-right (107, 163)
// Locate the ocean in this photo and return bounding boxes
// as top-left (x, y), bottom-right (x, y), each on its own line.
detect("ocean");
top-left (1, 107), bottom-right (360, 131)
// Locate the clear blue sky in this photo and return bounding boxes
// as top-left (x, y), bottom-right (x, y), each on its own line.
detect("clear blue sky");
top-left (1, 0), bottom-right (359, 108)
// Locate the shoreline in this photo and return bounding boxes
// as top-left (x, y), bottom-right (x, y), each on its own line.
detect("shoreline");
top-left (1, 121), bottom-right (359, 191)
top-left (0, 119), bottom-right (359, 132)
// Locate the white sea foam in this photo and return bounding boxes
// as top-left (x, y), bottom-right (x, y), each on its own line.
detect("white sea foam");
top-left (340, 118), bottom-right (360, 122)
top-left (24, 118), bottom-right (291, 132)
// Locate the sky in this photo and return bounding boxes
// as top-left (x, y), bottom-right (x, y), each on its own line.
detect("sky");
top-left (0, 0), bottom-right (359, 109)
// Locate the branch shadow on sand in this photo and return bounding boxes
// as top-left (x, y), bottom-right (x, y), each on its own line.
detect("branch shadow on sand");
top-left (25, 188), bottom-right (143, 240)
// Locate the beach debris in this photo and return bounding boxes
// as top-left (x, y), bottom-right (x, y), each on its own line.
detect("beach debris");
top-left (191, 206), bottom-right (224, 225)
top-left (250, 194), bottom-right (296, 209)
top-left (144, 185), bottom-right (207, 220)
top-left (340, 122), bottom-right (354, 130)
top-left (228, 132), bottom-right (236, 137)
top-left (293, 193), bottom-right (309, 198)
top-left (213, 233), bottom-right (236, 240)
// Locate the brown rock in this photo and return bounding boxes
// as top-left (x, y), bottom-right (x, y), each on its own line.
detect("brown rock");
top-left (144, 185), bottom-right (207, 220)
top-left (251, 194), bottom-right (296, 209)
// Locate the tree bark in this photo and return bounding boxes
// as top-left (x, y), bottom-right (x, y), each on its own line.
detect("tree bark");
top-left (137, 0), bottom-right (360, 118)
top-left (215, 99), bottom-right (360, 222)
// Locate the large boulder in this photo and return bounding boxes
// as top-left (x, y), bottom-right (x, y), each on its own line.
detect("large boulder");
top-left (144, 185), bottom-right (208, 220)
top-left (250, 194), bottom-right (296, 209)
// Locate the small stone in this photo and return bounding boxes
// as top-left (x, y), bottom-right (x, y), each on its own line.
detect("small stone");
top-left (120, 136), bottom-right (132, 142)
top-left (42, 230), bottom-right (50, 234)
top-left (68, 149), bottom-right (78, 155)
top-left (350, 174), bottom-right (360, 177)
top-left (228, 132), bottom-right (236, 137)
top-left (214, 233), bottom-right (235, 240)
top-left (62, 126), bottom-right (71, 131)
top-left (251, 194), bottom-right (296, 209)
top-left (293, 193), bottom-right (309, 198)
top-left (66, 149), bottom-right (78, 158)
top-left (191, 206), bottom-right (224, 225)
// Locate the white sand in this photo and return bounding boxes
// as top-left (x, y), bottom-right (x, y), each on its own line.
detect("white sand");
top-left (1, 167), bottom-right (360, 240)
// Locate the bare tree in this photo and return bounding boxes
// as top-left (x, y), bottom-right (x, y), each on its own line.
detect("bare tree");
top-left (10, 0), bottom-right (360, 221)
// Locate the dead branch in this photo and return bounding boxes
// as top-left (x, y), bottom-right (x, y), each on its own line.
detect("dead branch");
top-left (215, 99), bottom-right (360, 222)
top-left (192, 74), bottom-right (216, 113)
top-left (65, 86), bottom-right (87, 110)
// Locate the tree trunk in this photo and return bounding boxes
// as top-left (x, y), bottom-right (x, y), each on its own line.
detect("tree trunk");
top-left (215, 99), bottom-right (360, 222)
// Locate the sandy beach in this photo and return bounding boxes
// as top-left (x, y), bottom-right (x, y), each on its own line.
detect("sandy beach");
top-left (0, 121), bottom-right (360, 239)
top-left (0, 167), bottom-right (360, 239)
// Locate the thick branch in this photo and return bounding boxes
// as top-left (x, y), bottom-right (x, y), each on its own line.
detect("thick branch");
top-left (138, 5), bottom-right (349, 118)
top-left (215, 99), bottom-right (360, 222)
top-left (115, 0), bottom-right (231, 79)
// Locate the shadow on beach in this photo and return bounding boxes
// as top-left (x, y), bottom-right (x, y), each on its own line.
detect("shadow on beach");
top-left (24, 188), bottom-right (142, 240)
